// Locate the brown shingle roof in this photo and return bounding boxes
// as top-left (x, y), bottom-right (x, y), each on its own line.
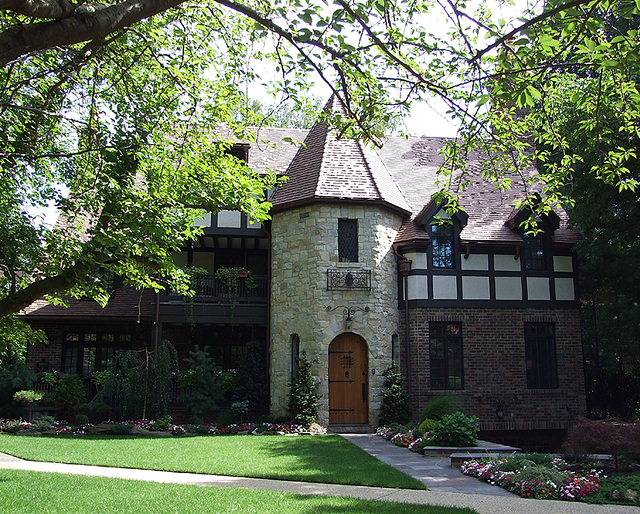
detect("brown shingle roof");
top-left (377, 135), bottom-right (579, 247)
top-left (270, 96), bottom-right (412, 215)
top-left (21, 287), bottom-right (154, 320)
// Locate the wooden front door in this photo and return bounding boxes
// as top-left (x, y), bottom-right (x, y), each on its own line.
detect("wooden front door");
top-left (328, 333), bottom-right (368, 424)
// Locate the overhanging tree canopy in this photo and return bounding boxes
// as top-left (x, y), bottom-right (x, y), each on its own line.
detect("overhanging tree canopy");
top-left (2, 0), bottom-right (640, 349)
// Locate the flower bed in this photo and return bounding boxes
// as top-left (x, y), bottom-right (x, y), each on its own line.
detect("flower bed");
top-left (0, 418), bottom-right (327, 437)
top-left (460, 456), bottom-right (603, 501)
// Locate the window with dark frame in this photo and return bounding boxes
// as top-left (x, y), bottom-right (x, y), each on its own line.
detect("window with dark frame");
top-left (338, 219), bottom-right (358, 263)
top-left (291, 334), bottom-right (300, 382)
top-left (523, 232), bottom-right (545, 270)
top-left (62, 332), bottom-right (132, 375)
top-left (430, 222), bottom-right (454, 268)
top-left (429, 322), bottom-right (464, 389)
top-left (525, 322), bottom-right (558, 389)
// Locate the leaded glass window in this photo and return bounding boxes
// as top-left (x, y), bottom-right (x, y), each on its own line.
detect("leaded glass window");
top-left (429, 322), bottom-right (464, 389)
top-left (338, 219), bottom-right (358, 263)
top-left (431, 223), bottom-right (454, 268)
top-left (525, 323), bottom-right (558, 389)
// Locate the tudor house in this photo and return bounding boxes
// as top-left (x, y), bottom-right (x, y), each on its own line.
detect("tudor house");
top-left (23, 97), bottom-right (585, 449)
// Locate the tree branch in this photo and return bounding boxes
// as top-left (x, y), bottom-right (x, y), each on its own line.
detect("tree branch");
top-left (471, 0), bottom-right (597, 63)
top-left (0, 0), bottom-right (185, 66)
top-left (0, 265), bottom-right (88, 318)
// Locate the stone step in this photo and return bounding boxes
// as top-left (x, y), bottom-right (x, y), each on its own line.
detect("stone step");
top-left (327, 424), bottom-right (374, 434)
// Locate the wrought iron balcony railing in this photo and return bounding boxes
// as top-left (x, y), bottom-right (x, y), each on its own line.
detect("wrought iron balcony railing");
top-left (162, 275), bottom-right (268, 304)
top-left (327, 269), bottom-right (372, 291)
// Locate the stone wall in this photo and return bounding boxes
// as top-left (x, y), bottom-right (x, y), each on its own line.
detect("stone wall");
top-left (270, 203), bottom-right (404, 425)
top-left (401, 307), bottom-right (586, 431)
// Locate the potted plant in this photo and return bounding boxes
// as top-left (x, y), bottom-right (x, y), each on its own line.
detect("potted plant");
top-left (214, 266), bottom-right (257, 291)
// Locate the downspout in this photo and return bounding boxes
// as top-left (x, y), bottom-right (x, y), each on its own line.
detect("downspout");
top-left (263, 219), bottom-right (272, 414)
top-left (397, 255), bottom-right (412, 398)
top-left (153, 289), bottom-right (160, 355)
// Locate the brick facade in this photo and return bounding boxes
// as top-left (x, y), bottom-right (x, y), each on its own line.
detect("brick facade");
top-left (401, 307), bottom-right (586, 432)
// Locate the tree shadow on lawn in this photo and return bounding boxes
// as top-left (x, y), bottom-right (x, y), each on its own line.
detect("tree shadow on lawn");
top-left (260, 436), bottom-right (426, 490)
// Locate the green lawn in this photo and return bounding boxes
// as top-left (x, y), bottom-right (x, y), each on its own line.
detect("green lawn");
top-left (0, 434), bottom-right (424, 489)
top-left (0, 469), bottom-right (475, 514)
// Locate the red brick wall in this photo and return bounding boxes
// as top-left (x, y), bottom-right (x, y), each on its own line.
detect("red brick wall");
top-left (400, 307), bottom-right (586, 432)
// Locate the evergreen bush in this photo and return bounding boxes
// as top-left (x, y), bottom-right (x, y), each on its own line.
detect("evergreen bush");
top-left (148, 341), bottom-right (179, 418)
top-left (32, 415), bottom-right (55, 431)
top-left (0, 362), bottom-right (36, 416)
top-left (286, 352), bottom-right (319, 427)
top-left (95, 350), bottom-right (145, 420)
top-left (231, 340), bottom-right (268, 419)
top-left (180, 346), bottom-right (223, 423)
top-left (378, 361), bottom-right (412, 425)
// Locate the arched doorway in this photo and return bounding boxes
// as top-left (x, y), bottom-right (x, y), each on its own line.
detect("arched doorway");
top-left (328, 333), bottom-right (368, 424)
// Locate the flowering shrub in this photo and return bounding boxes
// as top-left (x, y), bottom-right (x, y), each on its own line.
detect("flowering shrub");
top-left (390, 433), bottom-right (415, 447)
top-left (461, 457), bottom-right (603, 501)
top-left (375, 426), bottom-right (393, 438)
top-left (408, 437), bottom-right (423, 452)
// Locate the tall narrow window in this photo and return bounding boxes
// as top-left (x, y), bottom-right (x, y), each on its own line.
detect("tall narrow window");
top-left (291, 334), bottom-right (300, 382)
top-left (431, 223), bottom-right (454, 268)
top-left (338, 219), bottom-right (358, 262)
top-left (429, 322), bottom-right (463, 389)
top-left (525, 323), bottom-right (558, 389)
top-left (523, 232), bottom-right (545, 270)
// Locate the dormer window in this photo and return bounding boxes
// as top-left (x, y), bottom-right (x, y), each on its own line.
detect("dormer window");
top-left (523, 231), bottom-right (545, 270)
top-left (431, 222), bottom-right (454, 268)
top-left (417, 200), bottom-right (467, 270)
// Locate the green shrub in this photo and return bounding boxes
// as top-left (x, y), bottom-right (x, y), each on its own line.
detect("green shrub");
top-left (216, 409), bottom-right (239, 428)
top-left (420, 395), bottom-right (459, 422)
top-left (111, 423), bottom-right (134, 435)
top-left (588, 475), bottom-right (640, 505)
top-left (147, 341), bottom-right (179, 419)
top-left (513, 465), bottom-right (566, 488)
top-left (90, 402), bottom-right (111, 423)
top-left (180, 346), bottom-right (224, 423)
top-left (53, 374), bottom-right (87, 420)
top-left (378, 361), bottom-right (412, 425)
top-left (418, 418), bottom-right (437, 434)
top-left (0, 362), bottom-right (36, 416)
top-left (428, 411), bottom-right (478, 446)
top-left (74, 414), bottom-right (89, 426)
top-left (12, 390), bottom-right (44, 404)
top-left (257, 414), bottom-right (274, 424)
top-left (32, 415), bottom-right (55, 431)
top-left (286, 352), bottom-right (319, 428)
top-left (231, 341), bottom-right (268, 419)
top-left (185, 424), bottom-right (211, 435)
top-left (151, 415), bottom-right (173, 431)
top-left (499, 458), bottom-right (538, 472)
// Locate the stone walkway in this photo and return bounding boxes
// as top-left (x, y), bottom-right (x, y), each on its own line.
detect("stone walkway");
top-left (0, 436), bottom-right (638, 513)
top-left (340, 433), bottom-right (515, 495)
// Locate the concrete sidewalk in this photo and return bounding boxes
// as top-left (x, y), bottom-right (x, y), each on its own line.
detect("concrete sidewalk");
top-left (0, 440), bottom-right (637, 513)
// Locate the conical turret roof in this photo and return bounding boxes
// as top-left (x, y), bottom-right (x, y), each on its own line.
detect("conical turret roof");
top-left (270, 96), bottom-right (412, 216)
